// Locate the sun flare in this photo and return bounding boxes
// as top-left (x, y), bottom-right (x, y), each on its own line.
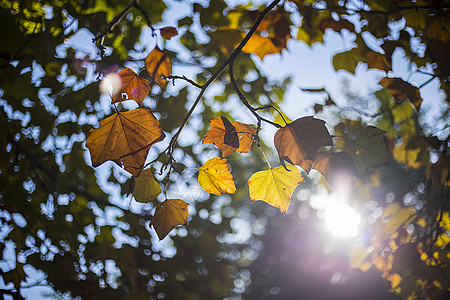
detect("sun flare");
top-left (324, 202), bottom-right (360, 238)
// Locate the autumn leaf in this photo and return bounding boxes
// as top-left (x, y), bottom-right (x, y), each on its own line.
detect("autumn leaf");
top-left (198, 157), bottom-right (236, 195)
top-left (248, 165), bottom-right (304, 214)
top-left (319, 18), bottom-right (355, 33)
top-left (431, 155), bottom-right (450, 188)
top-left (380, 77), bottom-right (423, 110)
top-left (86, 108), bottom-right (165, 176)
top-left (111, 68), bottom-right (151, 105)
top-left (313, 152), bottom-right (357, 185)
top-left (133, 168), bottom-right (161, 203)
top-left (242, 34), bottom-right (281, 60)
top-left (393, 135), bottom-right (429, 170)
top-left (145, 46), bottom-right (171, 88)
top-left (160, 26), bottom-right (178, 40)
top-left (151, 199), bottom-right (188, 240)
top-left (274, 116), bottom-right (332, 173)
top-left (203, 117), bottom-right (256, 157)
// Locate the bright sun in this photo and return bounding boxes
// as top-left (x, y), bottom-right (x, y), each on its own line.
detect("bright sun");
top-left (324, 202), bottom-right (360, 238)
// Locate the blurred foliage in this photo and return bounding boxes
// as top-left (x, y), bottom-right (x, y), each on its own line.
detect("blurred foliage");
top-left (0, 0), bottom-right (449, 299)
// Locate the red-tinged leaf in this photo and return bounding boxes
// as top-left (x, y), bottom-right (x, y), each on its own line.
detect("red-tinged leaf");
top-left (274, 116), bottom-right (332, 173)
top-left (145, 46), bottom-right (171, 88)
top-left (203, 117), bottom-right (256, 157)
top-left (111, 68), bottom-right (151, 105)
top-left (151, 199), bottom-right (188, 240)
top-left (86, 108), bottom-right (165, 176)
top-left (160, 26), bottom-right (178, 40)
top-left (380, 77), bottom-right (423, 110)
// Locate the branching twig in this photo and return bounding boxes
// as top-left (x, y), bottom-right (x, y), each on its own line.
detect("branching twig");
top-left (229, 60), bottom-right (282, 133)
top-left (151, 0), bottom-right (283, 171)
top-left (164, 75), bottom-right (202, 89)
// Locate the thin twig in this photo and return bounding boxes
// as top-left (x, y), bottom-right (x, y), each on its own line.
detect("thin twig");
top-left (164, 75), bottom-right (203, 88)
top-left (150, 0), bottom-right (283, 170)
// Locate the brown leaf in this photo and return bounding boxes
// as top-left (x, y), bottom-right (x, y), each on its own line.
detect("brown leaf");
top-left (86, 108), bottom-right (165, 176)
top-left (365, 50), bottom-right (391, 72)
top-left (274, 116), bottom-right (332, 173)
top-left (313, 152), bottom-right (357, 185)
top-left (160, 26), bottom-right (178, 40)
top-left (145, 46), bottom-right (171, 89)
top-left (112, 68), bottom-right (150, 105)
top-left (380, 77), bottom-right (423, 110)
top-left (203, 117), bottom-right (256, 157)
top-left (319, 18), bottom-right (355, 33)
top-left (151, 199), bottom-right (188, 240)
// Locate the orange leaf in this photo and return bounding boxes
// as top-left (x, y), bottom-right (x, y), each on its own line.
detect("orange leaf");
top-left (160, 26), bottom-right (178, 40)
top-left (145, 46), bottom-right (171, 89)
top-left (151, 199), bottom-right (188, 240)
top-left (274, 116), bottom-right (332, 173)
top-left (203, 117), bottom-right (256, 157)
top-left (86, 108), bottom-right (165, 176)
top-left (242, 34), bottom-right (281, 60)
top-left (380, 77), bottom-right (423, 110)
top-left (198, 157), bottom-right (236, 195)
top-left (112, 68), bottom-right (150, 105)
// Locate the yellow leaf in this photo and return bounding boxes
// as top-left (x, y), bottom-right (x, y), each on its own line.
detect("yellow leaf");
top-left (112, 68), bottom-right (150, 105)
top-left (145, 46), bottom-right (171, 88)
top-left (203, 117), bottom-right (256, 157)
top-left (198, 157), bottom-right (236, 196)
top-left (349, 247), bottom-right (371, 272)
top-left (151, 199), bottom-right (188, 240)
top-left (86, 108), bottom-right (165, 176)
top-left (248, 165), bottom-right (304, 214)
top-left (393, 142), bottom-right (422, 169)
top-left (133, 168), bottom-right (161, 203)
top-left (242, 34), bottom-right (281, 60)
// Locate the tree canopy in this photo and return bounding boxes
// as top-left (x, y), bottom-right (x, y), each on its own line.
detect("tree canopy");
top-left (0, 0), bottom-right (449, 299)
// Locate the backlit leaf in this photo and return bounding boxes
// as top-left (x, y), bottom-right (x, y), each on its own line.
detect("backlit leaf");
top-left (336, 124), bottom-right (389, 172)
top-left (242, 34), bottom-right (281, 60)
top-left (151, 199), bottom-right (188, 240)
top-left (111, 68), bottom-right (151, 105)
top-left (203, 117), bottom-right (256, 157)
top-left (160, 26), bottom-right (178, 40)
top-left (145, 46), bottom-right (171, 88)
top-left (274, 116), bottom-right (332, 173)
top-left (86, 108), bottom-right (165, 176)
top-left (198, 157), bottom-right (236, 195)
top-left (248, 165), bottom-right (304, 214)
top-left (380, 77), bottom-right (423, 110)
top-left (319, 18), bottom-right (355, 33)
top-left (133, 168), bottom-right (161, 203)
top-left (313, 152), bottom-right (357, 185)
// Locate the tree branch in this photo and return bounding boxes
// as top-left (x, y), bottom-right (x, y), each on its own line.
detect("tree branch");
top-left (155, 0), bottom-right (283, 170)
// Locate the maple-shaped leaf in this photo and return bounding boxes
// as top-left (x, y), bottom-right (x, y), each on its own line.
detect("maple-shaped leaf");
top-left (160, 26), bottom-right (178, 40)
top-left (151, 199), bottom-right (188, 240)
top-left (380, 77), bottom-right (423, 110)
top-left (313, 152), bottom-right (357, 185)
top-left (242, 34), bottom-right (281, 60)
top-left (86, 108), bottom-right (165, 176)
top-left (336, 125), bottom-right (389, 173)
top-left (133, 168), bottom-right (161, 203)
top-left (274, 116), bottom-right (332, 173)
top-left (203, 117), bottom-right (256, 157)
top-left (112, 68), bottom-right (151, 105)
top-left (145, 46), bottom-right (171, 88)
top-left (198, 157), bottom-right (236, 195)
top-left (248, 165), bottom-right (304, 214)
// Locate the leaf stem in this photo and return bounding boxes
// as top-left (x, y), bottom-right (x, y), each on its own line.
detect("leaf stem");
top-left (259, 147), bottom-right (271, 169)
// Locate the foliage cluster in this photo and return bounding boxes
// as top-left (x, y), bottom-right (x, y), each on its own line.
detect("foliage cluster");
top-left (0, 0), bottom-right (449, 299)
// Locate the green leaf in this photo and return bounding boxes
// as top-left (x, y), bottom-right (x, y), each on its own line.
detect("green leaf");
top-left (133, 168), bottom-right (161, 203)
